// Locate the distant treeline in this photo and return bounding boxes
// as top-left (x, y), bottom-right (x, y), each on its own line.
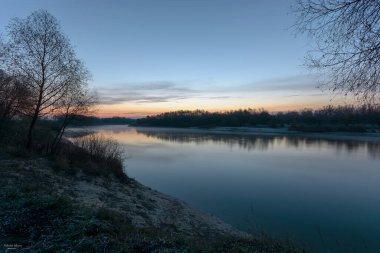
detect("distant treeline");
top-left (57, 115), bottom-right (136, 126)
top-left (135, 105), bottom-right (380, 132)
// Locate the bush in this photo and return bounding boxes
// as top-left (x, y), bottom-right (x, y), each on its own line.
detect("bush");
top-left (54, 134), bottom-right (127, 179)
top-left (72, 134), bottom-right (125, 163)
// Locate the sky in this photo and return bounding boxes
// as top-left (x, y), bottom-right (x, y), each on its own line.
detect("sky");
top-left (0, 0), bottom-right (352, 117)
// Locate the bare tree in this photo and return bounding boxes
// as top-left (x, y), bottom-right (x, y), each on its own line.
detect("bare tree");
top-left (50, 82), bottom-right (97, 153)
top-left (1, 10), bottom-right (90, 149)
top-left (293, 0), bottom-right (380, 103)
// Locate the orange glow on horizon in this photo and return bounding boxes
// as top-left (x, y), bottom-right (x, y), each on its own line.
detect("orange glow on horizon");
top-left (93, 96), bottom-right (354, 118)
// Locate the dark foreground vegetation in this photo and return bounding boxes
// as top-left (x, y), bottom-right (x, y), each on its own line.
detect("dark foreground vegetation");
top-left (0, 164), bottom-right (308, 253)
top-left (135, 105), bottom-right (380, 133)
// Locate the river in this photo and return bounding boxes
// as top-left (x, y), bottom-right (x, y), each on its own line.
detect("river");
top-left (79, 125), bottom-right (380, 253)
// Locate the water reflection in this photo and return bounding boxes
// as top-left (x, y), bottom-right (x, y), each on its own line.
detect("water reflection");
top-left (136, 128), bottom-right (380, 159)
top-left (81, 126), bottom-right (380, 253)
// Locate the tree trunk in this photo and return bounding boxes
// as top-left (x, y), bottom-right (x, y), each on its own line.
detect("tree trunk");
top-left (27, 81), bottom-right (44, 150)
top-left (51, 113), bottom-right (71, 154)
top-left (55, 125), bottom-right (66, 151)
top-left (26, 112), bottom-right (38, 150)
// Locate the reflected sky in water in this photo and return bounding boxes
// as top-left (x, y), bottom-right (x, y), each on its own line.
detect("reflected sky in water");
top-left (84, 125), bottom-right (380, 253)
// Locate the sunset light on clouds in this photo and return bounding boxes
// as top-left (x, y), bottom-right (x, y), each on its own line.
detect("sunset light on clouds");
top-left (0, 0), bottom-right (354, 117)
top-left (94, 75), bottom-right (351, 117)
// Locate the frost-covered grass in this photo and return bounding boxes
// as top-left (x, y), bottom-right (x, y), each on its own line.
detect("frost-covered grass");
top-left (0, 154), bottom-right (310, 253)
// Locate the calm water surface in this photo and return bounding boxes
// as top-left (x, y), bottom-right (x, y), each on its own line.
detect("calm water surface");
top-left (84, 125), bottom-right (380, 253)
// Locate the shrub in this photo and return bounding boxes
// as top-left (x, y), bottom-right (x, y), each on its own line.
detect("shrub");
top-left (72, 134), bottom-right (125, 163)
top-left (57, 134), bottom-right (127, 178)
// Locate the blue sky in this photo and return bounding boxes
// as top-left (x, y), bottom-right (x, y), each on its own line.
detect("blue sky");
top-left (0, 0), bottom-right (347, 116)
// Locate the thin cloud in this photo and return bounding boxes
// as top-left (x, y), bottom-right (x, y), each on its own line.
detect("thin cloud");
top-left (95, 75), bottom-right (325, 105)
top-left (241, 74), bottom-right (321, 93)
top-left (199, 95), bottom-right (242, 100)
top-left (204, 95), bottom-right (236, 99)
top-left (308, 93), bottom-right (325, 97)
top-left (123, 81), bottom-right (196, 93)
top-left (282, 94), bottom-right (300, 97)
top-left (95, 81), bottom-right (199, 105)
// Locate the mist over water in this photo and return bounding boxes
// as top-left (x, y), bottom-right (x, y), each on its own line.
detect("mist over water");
top-left (84, 125), bottom-right (380, 253)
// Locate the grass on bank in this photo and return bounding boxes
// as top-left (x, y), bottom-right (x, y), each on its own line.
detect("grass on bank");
top-left (0, 155), bottom-right (310, 253)
top-left (0, 119), bottom-right (127, 180)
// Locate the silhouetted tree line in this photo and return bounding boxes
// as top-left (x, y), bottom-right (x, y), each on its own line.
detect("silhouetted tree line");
top-left (135, 106), bottom-right (380, 132)
top-left (57, 115), bottom-right (135, 126)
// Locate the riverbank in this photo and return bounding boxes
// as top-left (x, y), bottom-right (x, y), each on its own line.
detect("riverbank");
top-left (0, 153), bottom-right (307, 252)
